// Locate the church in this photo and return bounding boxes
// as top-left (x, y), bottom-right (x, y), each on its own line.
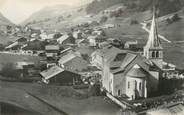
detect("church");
top-left (93, 8), bottom-right (166, 100)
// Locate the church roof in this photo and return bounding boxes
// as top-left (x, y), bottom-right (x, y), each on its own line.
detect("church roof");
top-left (127, 64), bottom-right (148, 78)
top-left (145, 8), bottom-right (162, 49)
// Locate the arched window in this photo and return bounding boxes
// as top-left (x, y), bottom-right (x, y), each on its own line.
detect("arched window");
top-left (118, 90), bottom-right (121, 96)
top-left (139, 82), bottom-right (142, 90)
top-left (128, 81), bottom-right (130, 89)
top-left (152, 51), bottom-right (155, 58)
top-left (135, 80), bottom-right (137, 89)
top-left (156, 51), bottom-right (159, 58)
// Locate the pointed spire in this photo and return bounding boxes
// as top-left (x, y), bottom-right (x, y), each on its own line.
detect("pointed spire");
top-left (145, 6), bottom-right (162, 49)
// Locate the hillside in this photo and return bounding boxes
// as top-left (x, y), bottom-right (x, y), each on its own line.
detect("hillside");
top-left (22, 0), bottom-right (184, 32)
top-left (86, 0), bottom-right (184, 16)
top-left (0, 12), bottom-right (17, 45)
top-left (22, 5), bottom-right (73, 25)
top-left (0, 12), bottom-right (13, 26)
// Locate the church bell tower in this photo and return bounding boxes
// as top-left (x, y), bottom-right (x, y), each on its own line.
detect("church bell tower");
top-left (144, 7), bottom-right (163, 69)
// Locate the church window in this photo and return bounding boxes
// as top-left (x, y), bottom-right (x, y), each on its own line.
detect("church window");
top-left (135, 80), bottom-right (137, 89)
top-left (152, 51), bottom-right (155, 58)
top-left (156, 51), bottom-right (159, 58)
top-left (118, 90), bottom-right (121, 96)
top-left (128, 81), bottom-right (130, 89)
top-left (139, 82), bottom-right (142, 90)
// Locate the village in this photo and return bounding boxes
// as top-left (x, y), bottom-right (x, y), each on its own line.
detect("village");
top-left (0, 5), bottom-right (184, 115)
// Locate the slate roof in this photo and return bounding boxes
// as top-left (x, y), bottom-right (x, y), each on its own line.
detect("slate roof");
top-left (40, 66), bottom-right (64, 80)
top-left (58, 51), bottom-right (89, 73)
top-left (95, 46), bottom-right (154, 77)
top-left (57, 34), bottom-right (69, 44)
top-left (58, 52), bottom-right (78, 65)
top-left (45, 45), bottom-right (59, 50)
top-left (127, 65), bottom-right (148, 78)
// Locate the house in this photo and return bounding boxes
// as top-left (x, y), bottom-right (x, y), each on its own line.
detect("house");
top-left (124, 40), bottom-right (138, 49)
top-left (58, 51), bottom-right (89, 73)
top-left (73, 30), bottom-right (83, 39)
top-left (45, 45), bottom-right (60, 60)
top-left (40, 65), bottom-right (82, 85)
top-left (5, 37), bottom-right (27, 51)
top-left (87, 35), bottom-right (106, 47)
top-left (15, 61), bottom-right (35, 77)
top-left (57, 34), bottom-right (75, 45)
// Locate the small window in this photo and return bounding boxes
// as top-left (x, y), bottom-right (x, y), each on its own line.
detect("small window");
top-left (139, 82), bottom-right (142, 90)
top-left (118, 90), bottom-right (121, 96)
top-left (135, 81), bottom-right (137, 89)
top-left (156, 51), bottom-right (159, 58)
top-left (152, 51), bottom-right (155, 58)
top-left (128, 82), bottom-right (130, 89)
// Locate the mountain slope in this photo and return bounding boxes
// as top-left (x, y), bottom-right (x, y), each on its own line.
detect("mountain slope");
top-left (86, 0), bottom-right (184, 16)
top-left (22, 4), bottom-right (73, 26)
top-left (0, 12), bottom-right (17, 45)
top-left (0, 12), bottom-right (13, 26)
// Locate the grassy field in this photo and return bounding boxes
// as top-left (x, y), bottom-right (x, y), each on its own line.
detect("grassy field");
top-left (163, 42), bottom-right (184, 69)
top-left (1, 81), bottom-right (120, 115)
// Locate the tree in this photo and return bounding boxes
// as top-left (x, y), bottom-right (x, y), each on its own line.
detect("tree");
top-left (0, 63), bottom-right (20, 78)
top-left (100, 16), bottom-right (108, 23)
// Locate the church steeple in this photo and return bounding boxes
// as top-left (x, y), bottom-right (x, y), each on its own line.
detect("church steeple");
top-left (144, 6), bottom-right (163, 68)
top-left (145, 7), bottom-right (162, 49)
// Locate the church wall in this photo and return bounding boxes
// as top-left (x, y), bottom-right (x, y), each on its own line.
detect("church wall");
top-left (125, 77), bottom-right (146, 100)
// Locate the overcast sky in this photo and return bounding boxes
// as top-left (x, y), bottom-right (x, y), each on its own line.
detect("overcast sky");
top-left (0, 0), bottom-right (90, 24)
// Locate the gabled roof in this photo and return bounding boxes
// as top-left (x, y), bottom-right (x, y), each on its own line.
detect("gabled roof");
top-left (58, 51), bottom-right (80, 65)
top-left (57, 34), bottom-right (70, 43)
top-left (45, 45), bottom-right (59, 50)
top-left (5, 42), bottom-right (19, 49)
top-left (40, 66), bottom-right (64, 80)
top-left (127, 64), bottom-right (148, 78)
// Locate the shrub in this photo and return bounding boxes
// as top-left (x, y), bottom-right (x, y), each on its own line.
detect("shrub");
top-left (0, 63), bottom-right (20, 78)
top-left (100, 16), bottom-right (108, 23)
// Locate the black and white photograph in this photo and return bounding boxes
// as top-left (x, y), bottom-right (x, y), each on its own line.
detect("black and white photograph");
top-left (0, 0), bottom-right (184, 115)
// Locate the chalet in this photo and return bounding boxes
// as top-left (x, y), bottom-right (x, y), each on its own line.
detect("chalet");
top-left (58, 51), bottom-right (89, 73)
top-left (57, 34), bottom-right (75, 45)
top-left (5, 37), bottom-right (27, 51)
top-left (73, 30), bottom-right (83, 39)
top-left (40, 65), bottom-right (82, 85)
top-left (124, 40), bottom-right (138, 49)
top-left (87, 35), bottom-right (106, 47)
top-left (15, 61), bottom-right (35, 77)
top-left (45, 45), bottom-right (60, 61)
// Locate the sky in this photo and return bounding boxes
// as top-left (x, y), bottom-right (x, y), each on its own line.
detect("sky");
top-left (0, 0), bottom-right (90, 24)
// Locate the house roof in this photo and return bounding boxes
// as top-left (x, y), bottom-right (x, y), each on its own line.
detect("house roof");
top-left (57, 34), bottom-right (69, 44)
top-left (40, 66), bottom-right (64, 80)
top-left (58, 52), bottom-right (78, 65)
top-left (5, 42), bottom-right (19, 49)
top-left (45, 45), bottom-right (59, 50)
top-left (16, 61), bottom-right (34, 69)
top-left (58, 51), bottom-right (89, 73)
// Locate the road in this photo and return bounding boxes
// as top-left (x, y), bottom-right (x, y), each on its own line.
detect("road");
top-left (140, 22), bottom-right (171, 43)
